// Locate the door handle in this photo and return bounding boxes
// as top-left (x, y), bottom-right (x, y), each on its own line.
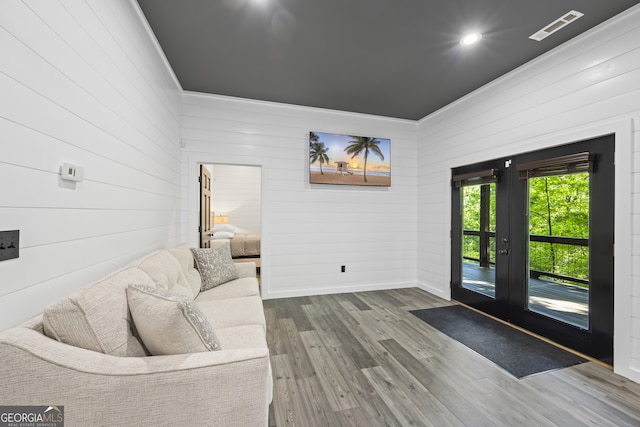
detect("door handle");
top-left (498, 249), bottom-right (509, 255)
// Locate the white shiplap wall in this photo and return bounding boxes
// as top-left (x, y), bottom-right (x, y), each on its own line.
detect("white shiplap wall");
top-left (208, 164), bottom-right (262, 234)
top-left (181, 93), bottom-right (418, 299)
top-left (417, 5), bottom-right (640, 381)
top-left (0, 0), bottom-right (183, 329)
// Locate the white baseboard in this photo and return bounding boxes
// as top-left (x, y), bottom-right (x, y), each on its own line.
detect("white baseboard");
top-left (261, 281), bottom-right (417, 300)
top-left (416, 280), bottom-right (451, 300)
top-left (615, 360), bottom-right (640, 385)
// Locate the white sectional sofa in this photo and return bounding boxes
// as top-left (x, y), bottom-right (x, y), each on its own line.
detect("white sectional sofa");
top-left (0, 243), bottom-right (272, 426)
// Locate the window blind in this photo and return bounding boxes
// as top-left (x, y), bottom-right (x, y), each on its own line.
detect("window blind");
top-left (516, 152), bottom-right (593, 179)
top-left (452, 168), bottom-right (498, 187)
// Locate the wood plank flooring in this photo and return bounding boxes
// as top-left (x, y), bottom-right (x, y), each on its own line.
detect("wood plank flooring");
top-left (264, 288), bottom-right (640, 427)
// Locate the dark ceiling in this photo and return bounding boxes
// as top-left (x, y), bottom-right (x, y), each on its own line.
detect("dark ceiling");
top-left (137, 0), bottom-right (639, 120)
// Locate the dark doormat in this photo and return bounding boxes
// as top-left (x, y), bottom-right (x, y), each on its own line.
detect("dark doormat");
top-left (410, 305), bottom-right (587, 378)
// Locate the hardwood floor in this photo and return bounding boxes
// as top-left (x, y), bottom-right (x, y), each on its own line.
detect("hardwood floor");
top-left (264, 288), bottom-right (640, 427)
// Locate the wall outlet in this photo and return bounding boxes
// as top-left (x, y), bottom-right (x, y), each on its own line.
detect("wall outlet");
top-left (0, 230), bottom-right (19, 261)
top-left (341, 265), bottom-right (346, 273)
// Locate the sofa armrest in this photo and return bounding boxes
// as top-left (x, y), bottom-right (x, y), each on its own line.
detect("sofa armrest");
top-left (0, 328), bottom-right (270, 426)
top-left (235, 261), bottom-right (257, 278)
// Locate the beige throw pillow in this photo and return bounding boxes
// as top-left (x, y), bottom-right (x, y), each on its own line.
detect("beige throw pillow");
top-left (191, 245), bottom-right (239, 291)
top-left (126, 284), bottom-right (222, 355)
top-left (42, 267), bottom-right (150, 357)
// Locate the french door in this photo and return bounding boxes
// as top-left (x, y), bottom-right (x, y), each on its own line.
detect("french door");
top-left (451, 135), bottom-right (614, 363)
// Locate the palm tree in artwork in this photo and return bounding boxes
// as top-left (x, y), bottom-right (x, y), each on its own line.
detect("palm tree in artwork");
top-left (309, 131), bottom-right (320, 147)
top-left (309, 141), bottom-right (330, 174)
top-left (345, 136), bottom-right (384, 182)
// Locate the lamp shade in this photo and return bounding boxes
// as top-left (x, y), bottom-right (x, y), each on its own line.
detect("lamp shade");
top-left (213, 215), bottom-right (229, 224)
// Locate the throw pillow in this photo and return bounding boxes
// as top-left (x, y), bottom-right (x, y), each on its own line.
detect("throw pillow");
top-left (42, 267), bottom-right (150, 357)
top-left (191, 245), bottom-right (239, 291)
top-left (126, 284), bottom-right (222, 356)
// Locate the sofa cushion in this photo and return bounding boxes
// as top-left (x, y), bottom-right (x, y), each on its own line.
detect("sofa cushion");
top-left (127, 284), bottom-right (221, 356)
top-left (215, 324), bottom-right (273, 405)
top-left (42, 267), bottom-right (150, 357)
top-left (195, 277), bottom-right (260, 302)
top-left (215, 324), bottom-right (267, 350)
top-left (130, 250), bottom-right (195, 298)
top-left (191, 244), bottom-right (239, 291)
top-left (197, 296), bottom-right (266, 331)
top-left (235, 261), bottom-right (258, 279)
top-left (167, 244), bottom-right (202, 297)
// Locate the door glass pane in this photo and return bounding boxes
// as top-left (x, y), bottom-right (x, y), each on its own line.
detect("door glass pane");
top-left (527, 173), bottom-right (589, 329)
top-left (462, 183), bottom-right (496, 298)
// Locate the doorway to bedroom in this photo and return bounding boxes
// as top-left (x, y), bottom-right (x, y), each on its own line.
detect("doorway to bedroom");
top-left (199, 164), bottom-right (262, 273)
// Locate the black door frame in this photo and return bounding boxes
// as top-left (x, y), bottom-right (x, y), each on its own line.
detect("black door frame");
top-left (451, 157), bottom-right (511, 321)
top-left (451, 135), bottom-right (615, 362)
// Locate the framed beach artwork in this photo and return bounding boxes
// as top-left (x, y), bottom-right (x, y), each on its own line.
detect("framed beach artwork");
top-left (309, 131), bottom-right (391, 187)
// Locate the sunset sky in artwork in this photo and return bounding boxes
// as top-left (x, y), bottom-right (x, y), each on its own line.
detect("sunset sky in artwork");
top-left (312, 132), bottom-right (391, 173)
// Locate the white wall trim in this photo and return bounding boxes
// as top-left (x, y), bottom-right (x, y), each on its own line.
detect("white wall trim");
top-left (439, 117), bottom-right (636, 381)
top-left (184, 90), bottom-right (418, 125)
top-left (130, 0), bottom-right (182, 92)
top-left (416, 280), bottom-right (450, 300)
top-left (262, 281), bottom-right (418, 300)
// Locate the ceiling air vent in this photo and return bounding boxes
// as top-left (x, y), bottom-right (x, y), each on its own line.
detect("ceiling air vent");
top-left (529, 10), bottom-right (584, 41)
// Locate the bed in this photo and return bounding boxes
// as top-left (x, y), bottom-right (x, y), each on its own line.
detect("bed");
top-left (211, 224), bottom-right (260, 267)
top-left (229, 233), bottom-right (261, 258)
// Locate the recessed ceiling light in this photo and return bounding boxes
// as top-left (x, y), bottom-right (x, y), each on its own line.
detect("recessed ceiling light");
top-left (460, 33), bottom-right (482, 46)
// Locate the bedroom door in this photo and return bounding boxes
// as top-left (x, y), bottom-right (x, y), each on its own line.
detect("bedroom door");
top-left (199, 165), bottom-right (212, 248)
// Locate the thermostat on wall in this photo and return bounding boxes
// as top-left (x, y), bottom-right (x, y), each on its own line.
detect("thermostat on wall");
top-left (61, 163), bottom-right (84, 182)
